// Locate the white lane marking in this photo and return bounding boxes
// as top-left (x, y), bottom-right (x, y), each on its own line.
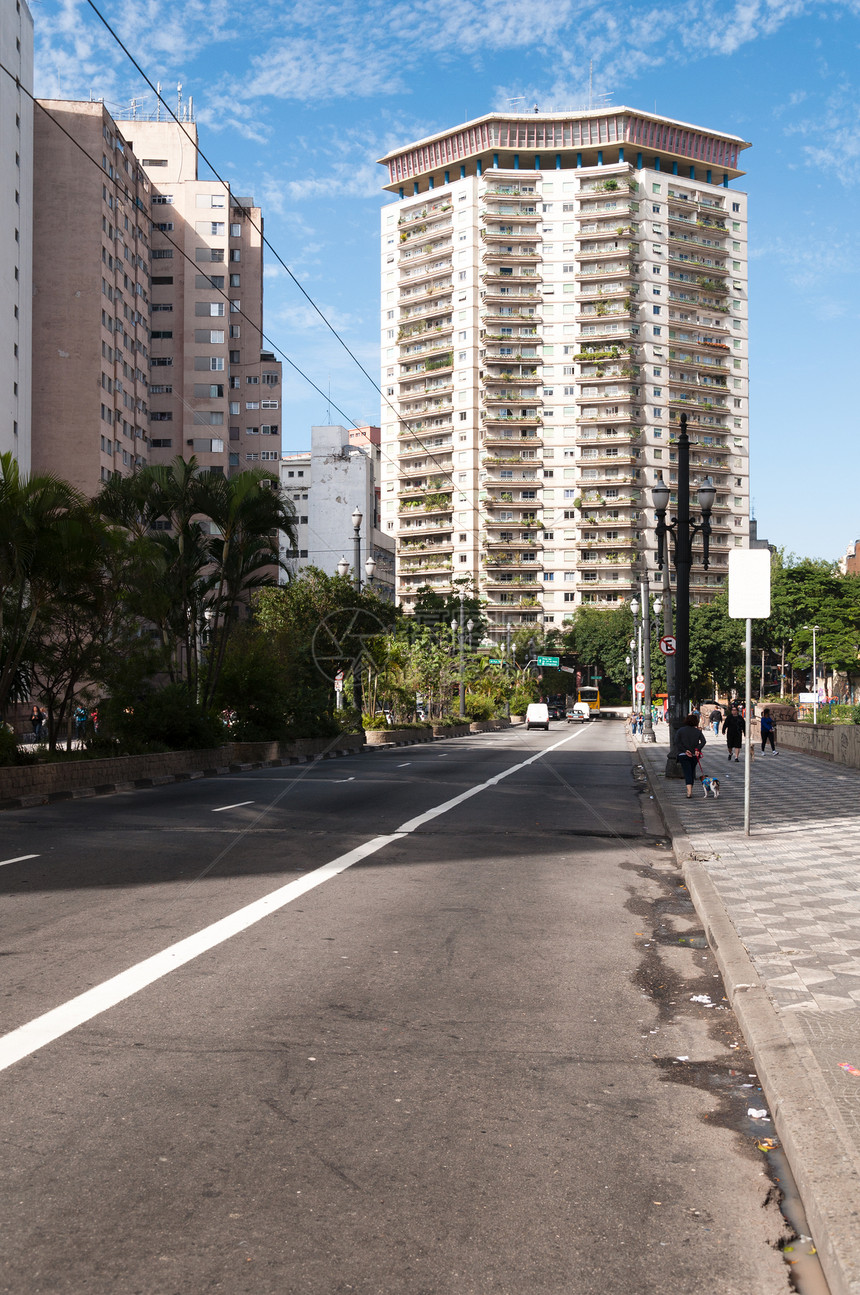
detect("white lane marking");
top-left (212, 801), bottom-right (255, 812)
top-left (0, 835), bottom-right (395, 1075)
top-left (396, 727), bottom-right (586, 834)
top-left (0, 854), bottom-right (39, 868)
top-left (397, 762), bottom-right (411, 767)
top-left (0, 727), bottom-right (585, 1074)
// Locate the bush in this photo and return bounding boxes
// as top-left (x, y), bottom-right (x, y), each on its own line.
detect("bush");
top-left (104, 684), bottom-right (225, 751)
top-left (465, 694), bottom-right (494, 721)
top-left (0, 725), bottom-right (19, 766)
top-left (510, 683), bottom-right (539, 713)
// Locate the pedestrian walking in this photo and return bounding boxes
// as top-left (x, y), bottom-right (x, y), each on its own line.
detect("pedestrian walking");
top-left (708, 706), bottom-right (722, 736)
top-left (30, 705), bottom-right (42, 741)
top-left (677, 714), bottom-right (706, 798)
top-left (760, 707), bottom-right (778, 755)
top-left (723, 704), bottom-right (745, 762)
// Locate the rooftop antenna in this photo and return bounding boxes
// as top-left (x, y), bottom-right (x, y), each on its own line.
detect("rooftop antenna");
top-left (188, 94), bottom-right (193, 122)
top-left (156, 81), bottom-right (161, 121)
top-left (507, 96), bottom-right (524, 111)
top-left (128, 97), bottom-right (141, 120)
top-left (177, 81), bottom-right (182, 120)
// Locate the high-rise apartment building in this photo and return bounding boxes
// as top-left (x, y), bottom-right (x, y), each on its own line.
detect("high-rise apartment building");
top-left (32, 101), bottom-right (152, 491)
top-left (127, 118), bottom-right (281, 478)
top-left (1, 0), bottom-right (33, 470)
top-left (30, 103), bottom-right (280, 495)
top-left (378, 110), bottom-right (750, 637)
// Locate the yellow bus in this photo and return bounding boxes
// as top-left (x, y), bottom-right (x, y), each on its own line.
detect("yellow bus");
top-left (577, 685), bottom-right (601, 716)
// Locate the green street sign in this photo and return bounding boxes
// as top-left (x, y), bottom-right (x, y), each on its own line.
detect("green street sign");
top-left (489, 658), bottom-right (502, 664)
top-left (537, 655), bottom-right (560, 667)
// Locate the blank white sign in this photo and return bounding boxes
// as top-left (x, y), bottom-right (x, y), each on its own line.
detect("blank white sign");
top-left (728, 549), bottom-right (771, 619)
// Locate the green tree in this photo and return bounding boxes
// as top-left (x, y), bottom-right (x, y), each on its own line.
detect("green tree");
top-left (0, 452), bottom-right (85, 719)
top-left (245, 568), bottom-right (397, 737)
top-left (27, 510), bottom-right (154, 750)
top-left (98, 457), bottom-right (296, 703)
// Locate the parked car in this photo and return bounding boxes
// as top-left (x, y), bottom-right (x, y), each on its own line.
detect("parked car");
top-left (566, 702), bottom-right (591, 723)
top-left (526, 703), bottom-right (550, 731)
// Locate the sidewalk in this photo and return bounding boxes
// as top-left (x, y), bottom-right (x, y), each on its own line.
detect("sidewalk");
top-left (636, 724), bottom-right (860, 1295)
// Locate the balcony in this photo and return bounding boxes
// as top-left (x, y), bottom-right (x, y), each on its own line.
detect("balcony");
top-left (481, 431), bottom-right (542, 450)
top-left (398, 283), bottom-right (454, 310)
top-left (576, 428), bottom-right (641, 447)
top-left (399, 240), bottom-right (453, 268)
top-left (482, 227), bottom-right (540, 244)
top-left (398, 202), bottom-right (454, 229)
top-left (481, 247), bottom-right (541, 265)
top-left (397, 321), bottom-right (454, 344)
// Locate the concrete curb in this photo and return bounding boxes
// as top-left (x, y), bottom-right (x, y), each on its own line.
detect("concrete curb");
top-left (634, 737), bottom-right (860, 1295)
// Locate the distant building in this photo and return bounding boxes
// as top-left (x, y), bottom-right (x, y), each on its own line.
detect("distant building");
top-left (29, 100), bottom-right (279, 496)
top-left (1, 0), bottom-right (33, 470)
top-left (31, 101), bottom-right (152, 492)
top-left (280, 425), bottom-right (394, 599)
top-left (126, 117), bottom-right (281, 478)
top-left (839, 540), bottom-right (860, 576)
top-left (749, 518), bottom-right (773, 551)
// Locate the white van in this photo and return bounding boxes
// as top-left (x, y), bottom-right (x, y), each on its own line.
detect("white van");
top-left (525, 703), bottom-right (549, 731)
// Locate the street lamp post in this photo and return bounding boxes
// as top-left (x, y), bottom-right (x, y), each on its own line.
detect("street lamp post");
top-left (812, 623), bottom-right (820, 725)
top-left (628, 639), bottom-right (636, 716)
top-left (351, 508), bottom-right (364, 725)
top-left (652, 412), bottom-right (716, 775)
top-left (630, 599), bottom-right (642, 727)
top-left (636, 574), bottom-right (659, 745)
top-left (459, 594), bottom-right (467, 719)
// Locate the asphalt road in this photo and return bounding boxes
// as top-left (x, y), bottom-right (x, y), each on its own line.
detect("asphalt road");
top-left (0, 724), bottom-right (792, 1294)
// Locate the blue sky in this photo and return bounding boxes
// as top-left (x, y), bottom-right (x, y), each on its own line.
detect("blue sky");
top-left (30, 0), bottom-right (860, 563)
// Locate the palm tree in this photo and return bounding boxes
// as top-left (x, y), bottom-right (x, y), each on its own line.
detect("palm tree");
top-left (0, 452), bottom-right (85, 720)
top-left (97, 458), bottom-right (296, 702)
top-left (196, 468), bottom-right (296, 706)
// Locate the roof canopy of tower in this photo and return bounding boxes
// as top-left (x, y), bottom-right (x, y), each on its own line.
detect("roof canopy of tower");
top-left (377, 108), bottom-right (750, 193)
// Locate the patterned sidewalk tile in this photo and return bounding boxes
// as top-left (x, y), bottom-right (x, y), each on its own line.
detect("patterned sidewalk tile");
top-left (638, 730), bottom-right (860, 1168)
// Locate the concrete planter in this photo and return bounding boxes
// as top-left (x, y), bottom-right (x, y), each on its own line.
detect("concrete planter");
top-left (0, 734), bottom-right (365, 808)
top-left (363, 727), bottom-right (433, 746)
top-left (468, 719), bottom-right (512, 733)
top-left (432, 724), bottom-right (471, 738)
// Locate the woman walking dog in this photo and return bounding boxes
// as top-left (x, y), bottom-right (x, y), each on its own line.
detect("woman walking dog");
top-left (677, 713), bottom-right (706, 799)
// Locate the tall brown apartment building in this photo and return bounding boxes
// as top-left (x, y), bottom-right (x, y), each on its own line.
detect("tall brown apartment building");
top-left (31, 104), bottom-right (281, 495)
top-left (126, 119), bottom-right (281, 478)
top-left (32, 101), bottom-right (152, 491)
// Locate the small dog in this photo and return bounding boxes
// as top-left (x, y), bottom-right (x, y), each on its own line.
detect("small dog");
top-left (701, 776), bottom-right (721, 799)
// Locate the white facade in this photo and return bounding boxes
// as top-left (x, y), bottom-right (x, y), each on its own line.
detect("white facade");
top-left (280, 425), bottom-right (395, 597)
top-left (0, 0), bottom-right (33, 469)
top-left (378, 110), bottom-right (750, 637)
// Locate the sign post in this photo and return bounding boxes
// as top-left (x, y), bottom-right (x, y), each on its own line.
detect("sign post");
top-left (728, 550), bottom-right (771, 836)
